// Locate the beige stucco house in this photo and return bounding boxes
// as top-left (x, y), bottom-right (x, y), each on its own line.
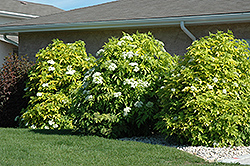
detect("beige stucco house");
top-left (0, 0), bottom-right (63, 65)
top-left (0, 0), bottom-right (250, 61)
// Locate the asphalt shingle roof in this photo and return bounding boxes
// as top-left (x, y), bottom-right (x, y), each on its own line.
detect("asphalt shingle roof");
top-left (1, 0), bottom-right (250, 26)
top-left (0, 0), bottom-right (64, 16)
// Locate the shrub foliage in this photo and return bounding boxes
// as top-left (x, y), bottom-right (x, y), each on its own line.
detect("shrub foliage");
top-left (70, 32), bottom-right (176, 138)
top-left (21, 39), bottom-right (96, 129)
top-left (156, 31), bottom-right (250, 147)
top-left (0, 54), bottom-right (34, 127)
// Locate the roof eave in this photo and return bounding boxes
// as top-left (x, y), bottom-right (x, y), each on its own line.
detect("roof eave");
top-left (0, 12), bottom-right (250, 33)
top-left (0, 10), bottom-right (39, 19)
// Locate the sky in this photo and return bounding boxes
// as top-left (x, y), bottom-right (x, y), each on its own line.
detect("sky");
top-left (23, 0), bottom-right (116, 11)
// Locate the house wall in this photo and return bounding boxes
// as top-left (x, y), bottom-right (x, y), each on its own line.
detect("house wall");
top-left (0, 40), bottom-right (17, 66)
top-left (19, 22), bottom-right (250, 61)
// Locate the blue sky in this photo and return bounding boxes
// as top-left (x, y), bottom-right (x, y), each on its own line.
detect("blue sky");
top-left (24, 0), bottom-right (116, 11)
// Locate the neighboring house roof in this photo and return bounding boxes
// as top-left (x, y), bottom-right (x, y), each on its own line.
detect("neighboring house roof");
top-left (0, 0), bottom-right (250, 33)
top-left (0, 0), bottom-right (64, 17)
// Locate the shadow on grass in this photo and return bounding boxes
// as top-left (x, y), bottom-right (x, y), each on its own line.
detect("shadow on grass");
top-left (28, 129), bottom-right (81, 136)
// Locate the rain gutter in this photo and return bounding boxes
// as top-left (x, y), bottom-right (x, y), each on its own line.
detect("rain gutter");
top-left (0, 12), bottom-right (250, 33)
top-left (3, 34), bottom-right (18, 46)
top-left (180, 21), bottom-right (196, 41)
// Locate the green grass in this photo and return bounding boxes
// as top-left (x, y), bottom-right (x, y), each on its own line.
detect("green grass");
top-left (0, 128), bottom-right (239, 166)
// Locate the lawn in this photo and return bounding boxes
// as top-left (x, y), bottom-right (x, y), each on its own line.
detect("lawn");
top-left (0, 128), bottom-right (239, 166)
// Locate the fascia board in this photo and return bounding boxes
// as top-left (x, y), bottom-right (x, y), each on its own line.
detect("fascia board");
top-left (0, 11), bottom-right (39, 19)
top-left (0, 12), bottom-right (250, 33)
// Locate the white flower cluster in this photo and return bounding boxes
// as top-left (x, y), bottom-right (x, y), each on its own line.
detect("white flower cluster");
top-left (122, 51), bottom-right (138, 59)
top-left (62, 100), bottom-right (67, 104)
top-left (128, 44), bottom-right (137, 48)
top-left (190, 86), bottom-right (197, 91)
top-left (66, 66), bottom-right (76, 75)
top-left (129, 62), bottom-right (140, 72)
top-left (134, 101), bottom-right (143, 108)
top-left (117, 40), bottom-right (126, 46)
top-left (47, 59), bottom-right (55, 72)
top-left (42, 83), bottom-right (49, 87)
top-left (123, 107), bottom-right (131, 116)
top-left (30, 124), bottom-right (36, 129)
top-left (113, 92), bottom-right (122, 97)
top-left (36, 92), bottom-right (42, 97)
top-left (137, 80), bottom-right (150, 88)
top-left (48, 66), bottom-right (55, 71)
top-left (92, 72), bottom-right (103, 84)
top-left (129, 62), bottom-right (138, 66)
top-left (207, 84), bottom-right (213, 90)
top-left (123, 78), bottom-right (137, 88)
top-left (85, 95), bottom-right (93, 101)
top-left (108, 63), bottom-right (117, 71)
top-left (47, 59), bottom-right (55, 65)
top-left (96, 49), bottom-right (105, 56)
top-left (121, 35), bottom-right (133, 41)
top-left (123, 78), bottom-right (150, 88)
top-left (134, 66), bottom-right (140, 72)
top-left (36, 119), bottom-right (59, 130)
top-left (92, 72), bottom-right (101, 77)
top-left (234, 82), bottom-right (239, 87)
top-left (212, 77), bottom-right (218, 83)
top-left (48, 120), bottom-right (59, 129)
top-left (172, 73), bottom-right (180, 77)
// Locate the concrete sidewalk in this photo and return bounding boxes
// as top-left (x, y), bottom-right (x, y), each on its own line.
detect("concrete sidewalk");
top-left (218, 154), bottom-right (250, 165)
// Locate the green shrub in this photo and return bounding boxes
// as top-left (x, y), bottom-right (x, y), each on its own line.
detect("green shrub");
top-left (70, 32), bottom-right (176, 138)
top-left (0, 54), bottom-right (34, 127)
top-left (156, 30), bottom-right (250, 147)
top-left (21, 39), bottom-right (96, 129)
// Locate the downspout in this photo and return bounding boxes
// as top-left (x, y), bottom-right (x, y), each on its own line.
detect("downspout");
top-left (180, 21), bottom-right (196, 41)
top-left (3, 34), bottom-right (18, 46)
